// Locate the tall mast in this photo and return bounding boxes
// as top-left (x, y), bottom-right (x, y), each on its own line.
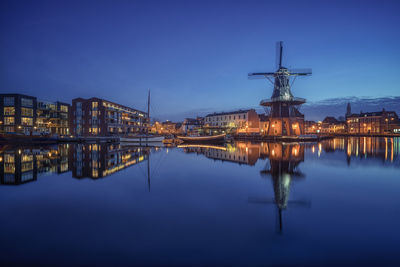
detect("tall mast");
top-left (147, 89), bottom-right (150, 135)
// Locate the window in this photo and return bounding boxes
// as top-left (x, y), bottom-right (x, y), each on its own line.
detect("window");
top-left (21, 98), bottom-right (33, 107)
top-left (21, 108), bottom-right (33, 116)
top-left (4, 117), bottom-right (15, 125)
top-left (4, 107), bottom-right (15, 115)
top-left (4, 97), bottom-right (14, 106)
top-left (21, 117), bottom-right (33, 126)
top-left (60, 105), bottom-right (68, 112)
top-left (4, 126), bottom-right (14, 132)
top-left (92, 102), bottom-right (98, 109)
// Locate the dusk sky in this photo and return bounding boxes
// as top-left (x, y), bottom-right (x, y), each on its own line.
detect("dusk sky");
top-left (1, 0), bottom-right (399, 121)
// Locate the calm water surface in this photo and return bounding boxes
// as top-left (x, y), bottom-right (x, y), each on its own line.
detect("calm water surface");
top-left (1, 137), bottom-right (399, 266)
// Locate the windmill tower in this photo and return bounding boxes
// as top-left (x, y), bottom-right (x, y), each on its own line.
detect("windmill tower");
top-left (249, 42), bottom-right (312, 136)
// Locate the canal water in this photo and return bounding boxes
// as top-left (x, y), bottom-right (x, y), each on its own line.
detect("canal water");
top-left (0, 137), bottom-right (399, 266)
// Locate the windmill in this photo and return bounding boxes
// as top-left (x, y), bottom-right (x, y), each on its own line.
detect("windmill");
top-left (249, 41), bottom-right (312, 136)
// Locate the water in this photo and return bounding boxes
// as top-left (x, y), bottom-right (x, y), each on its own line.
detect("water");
top-left (1, 137), bottom-right (399, 266)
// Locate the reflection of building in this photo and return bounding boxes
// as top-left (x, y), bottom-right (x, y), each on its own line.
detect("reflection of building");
top-left (0, 145), bottom-right (71, 185)
top-left (314, 137), bottom-right (400, 165)
top-left (71, 143), bottom-right (149, 179)
top-left (180, 142), bottom-right (261, 166)
top-left (36, 101), bottom-right (70, 135)
top-left (346, 109), bottom-right (399, 134)
top-left (0, 94), bottom-right (37, 135)
top-left (70, 97), bottom-right (148, 136)
top-left (204, 109), bottom-right (260, 134)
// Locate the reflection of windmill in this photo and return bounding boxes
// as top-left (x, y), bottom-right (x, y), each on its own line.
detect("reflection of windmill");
top-left (249, 143), bottom-right (310, 233)
top-left (249, 41), bottom-right (311, 136)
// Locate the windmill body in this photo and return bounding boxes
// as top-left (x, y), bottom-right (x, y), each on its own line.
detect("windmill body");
top-left (249, 42), bottom-right (312, 136)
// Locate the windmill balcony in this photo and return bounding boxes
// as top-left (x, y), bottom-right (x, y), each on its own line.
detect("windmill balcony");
top-left (260, 97), bottom-right (306, 106)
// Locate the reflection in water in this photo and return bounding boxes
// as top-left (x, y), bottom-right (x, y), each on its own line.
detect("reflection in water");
top-left (0, 144), bottom-right (71, 185)
top-left (311, 137), bottom-right (400, 165)
top-left (72, 143), bottom-right (149, 179)
top-left (179, 137), bottom-right (399, 233)
top-left (0, 143), bottom-right (150, 185)
top-left (255, 142), bottom-right (309, 233)
top-left (1, 137), bottom-right (398, 188)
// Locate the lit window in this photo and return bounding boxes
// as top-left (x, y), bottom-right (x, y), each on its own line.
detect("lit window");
top-left (4, 107), bottom-right (15, 115)
top-left (21, 108), bottom-right (33, 116)
top-left (4, 117), bottom-right (15, 125)
top-left (21, 117), bottom-right (33, 126)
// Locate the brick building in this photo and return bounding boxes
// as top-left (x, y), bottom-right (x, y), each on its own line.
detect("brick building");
top-left (70, 97), bottom-right (148, 136)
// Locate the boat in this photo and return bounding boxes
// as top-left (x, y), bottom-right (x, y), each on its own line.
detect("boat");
top-left (177, 133), bottom-right (226, 144)
top-left (119, 90), bottom-right (164, 144)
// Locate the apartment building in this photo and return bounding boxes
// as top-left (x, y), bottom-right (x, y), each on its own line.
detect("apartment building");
top-left (0, 94), bottom-right (37, 135)
top-left (70, 97), bottom-right (148, 136)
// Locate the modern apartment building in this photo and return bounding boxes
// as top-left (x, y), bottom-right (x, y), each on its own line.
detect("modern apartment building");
top-left (0, 94), bottom-right (37, 135)
top-left (37, 101), bottom-right (70, 135)
top-left (70, 97), bottom-right (148, 136)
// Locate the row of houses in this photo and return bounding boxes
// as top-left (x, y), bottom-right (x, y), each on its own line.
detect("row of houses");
top-left (305, 109), bottom-right (400, 135)
top-left (0, 94), bottom-right (148, 136)
top-left (151, 107), bottom-right (400, 136)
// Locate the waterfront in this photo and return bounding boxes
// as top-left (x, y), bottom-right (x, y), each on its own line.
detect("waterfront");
top-left (1, 137), bottom-right (399, 266)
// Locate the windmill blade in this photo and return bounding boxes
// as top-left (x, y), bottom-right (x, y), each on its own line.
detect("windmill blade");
top-left (276, 41), bottom-right (283, 69)
top-left (288, 68), bottom-right (312, 76)
top-left (248, 72), bottom-right (275, 76)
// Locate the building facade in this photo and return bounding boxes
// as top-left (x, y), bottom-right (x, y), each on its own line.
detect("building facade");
top-left (0, 94), bottom-right (37, 135)
top-left (37, 101), bottom-right (70, 135)
top-left (346, 110), bottom-right (399, 134)
top-left (204, 109), bottom-right (260, 134)
top-left (70, 97), bottom-right (148, 136)
top-left (321, 117), bottom-right (346, 134)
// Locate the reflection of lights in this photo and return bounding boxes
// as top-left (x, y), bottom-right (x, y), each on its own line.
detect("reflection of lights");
top-left (312, 146), bottom-right (315, 153)
top-left (272, 149), bottom-right (275, 156)
top-left (18, 149), bottom-right (21, 155)
top-left (318, 143), bottom-right (322, 157)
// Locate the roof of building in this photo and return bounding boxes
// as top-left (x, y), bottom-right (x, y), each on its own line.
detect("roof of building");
top-left (322, 116), bottom-right (339, 124)
top-left (346, 110), bottom-right (398, 118)
top-left (72, 97), bottom-right (146, 114)
top-left (205, 109), bottom-right (253, 117)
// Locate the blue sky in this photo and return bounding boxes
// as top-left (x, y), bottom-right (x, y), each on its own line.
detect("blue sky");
top-left (1, 0), bottom-right (399, 120)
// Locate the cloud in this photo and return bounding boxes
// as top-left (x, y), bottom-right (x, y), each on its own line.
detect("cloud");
top-left (302, 96), bottom-right (400, 121)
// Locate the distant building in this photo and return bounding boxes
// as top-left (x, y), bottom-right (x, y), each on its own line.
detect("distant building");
top-left (0, 94), bottom-right (37, 135)
top-left (321, 116), bottom-right (346, 134)
top-left (204, 109), bottom-right (260, 134)
top-left (180, 117), bottom-right (204, 134)
top-left (70, 97), bottom-right (148, 136)
top-left (36, 100), bottom-right (70, 135)
top-left (151, 120), bottom-right (180, 134)
top-left (346, 109), bottom-right (399, 134)
top-left (304, 120), bottom-right (320, 134)
top-left (346, 103), bottom-right (351, 117)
